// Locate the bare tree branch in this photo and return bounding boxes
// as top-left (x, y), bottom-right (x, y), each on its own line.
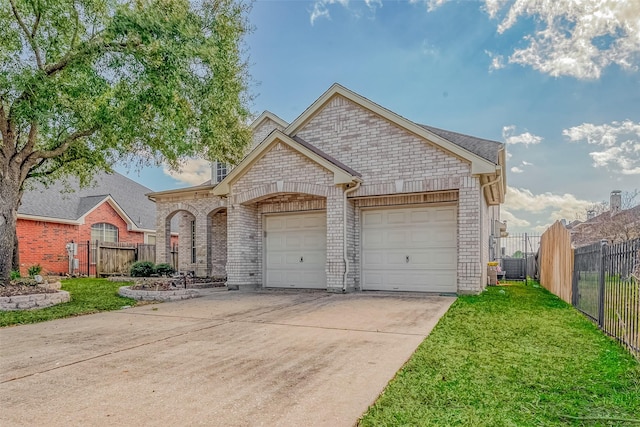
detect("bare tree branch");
top-left (30, 0), bottom-right (41, 38)
top-left (30, 127), bottom-right (98, 161)
top-left (18, 121), bottom-right (38, 163)
top-left (9, 0), bottom-right (44, 70)
top-left (44, 39), bottom-right (139, 77)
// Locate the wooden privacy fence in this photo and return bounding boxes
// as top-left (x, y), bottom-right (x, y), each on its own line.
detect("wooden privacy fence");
top-left (539, 221), bottom-right (573, 303)
top-left (68, 241), bottom-right (178, 276)
top-left (96, 242), bottom-right (137, 276)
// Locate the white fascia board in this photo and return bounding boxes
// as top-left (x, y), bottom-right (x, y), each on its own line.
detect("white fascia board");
top-left (17, 213), bottom-right (80, 226)
top-left (213, 130), bottom-right (356, 196)
top-left (250, 111), bottom-right (289, 130)
top-left (78, 195), bottom-right (142, 232)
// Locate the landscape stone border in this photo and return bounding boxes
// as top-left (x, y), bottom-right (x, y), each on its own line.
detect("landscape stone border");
top-left (118, 286), bottom-right (201, 302)
top-left (0, 290), bottom-right (70, 311)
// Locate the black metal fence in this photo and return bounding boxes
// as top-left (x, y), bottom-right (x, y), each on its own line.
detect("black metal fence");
top-left (496, 233), bottom-right (541, 281)
top-left (573, 238), bottom-right (640, 359)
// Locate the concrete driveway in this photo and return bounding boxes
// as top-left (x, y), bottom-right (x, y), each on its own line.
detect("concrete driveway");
top-left (0, 290), bottom-right (454, 427)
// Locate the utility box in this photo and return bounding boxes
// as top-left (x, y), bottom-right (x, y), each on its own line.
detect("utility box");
top-left (487, 262), bottom-right (498, 286)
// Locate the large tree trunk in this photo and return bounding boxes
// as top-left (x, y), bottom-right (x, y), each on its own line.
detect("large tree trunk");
top-left (0, 177), bottom-right (21, 285)
top-left (13, 234), bottom-right (20, 272)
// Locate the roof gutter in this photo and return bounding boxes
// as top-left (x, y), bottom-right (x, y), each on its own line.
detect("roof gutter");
top-left (480, 173), bottom-right (502, 268)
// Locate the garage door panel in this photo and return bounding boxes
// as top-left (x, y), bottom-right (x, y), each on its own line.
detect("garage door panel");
top-left (387, 211), bottom-right (407, 224)
top-left (362, 251), bottom-right (384, 266)
top-left (410, 210), bottom-right (431, 223)
top-left (387, 231), bottom-right (408, 245)
top-left (363, 212), bottom-right (383, 225)
top-left (362, 229), bottom-right (384, 247)
top-left (266, 212), bottom-right (326, 289)
top-left (362, 206), bottom-right (457, 292)
top-left (285, 234), bottom-right (302, 248)
top-left (303, 234), bottom-right (324, 248)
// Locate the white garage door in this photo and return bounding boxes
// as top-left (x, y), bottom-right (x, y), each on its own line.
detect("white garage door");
top-left (362, 205), bottom-right (457, 293)
top-left (265, 212), bottom-right (326, 288)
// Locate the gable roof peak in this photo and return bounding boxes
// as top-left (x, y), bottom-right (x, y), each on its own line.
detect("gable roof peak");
top-left (250, 111), bottom-right (288, 130)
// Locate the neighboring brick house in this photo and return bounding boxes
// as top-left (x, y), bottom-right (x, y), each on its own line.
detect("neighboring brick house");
top-left (16, 171), bottom-right (176, 276)
top-left (149, 84), bottom-right (507, 294)
top-left (568, 190), bottom-right (640, 247)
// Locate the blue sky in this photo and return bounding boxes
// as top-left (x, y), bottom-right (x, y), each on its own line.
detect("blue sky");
top-left (116, 0), bottom-right (640, 233)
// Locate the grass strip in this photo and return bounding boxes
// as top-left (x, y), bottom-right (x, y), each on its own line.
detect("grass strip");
top-left (359, 283), bottom-right (640, 426)
top-left (0, 278), bottom-right (137, 327)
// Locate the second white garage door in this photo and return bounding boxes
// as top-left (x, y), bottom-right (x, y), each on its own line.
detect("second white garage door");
top-left (361, 205), bottom-right (457, 293)
top-left (265, 212), bottom-right (326, 288)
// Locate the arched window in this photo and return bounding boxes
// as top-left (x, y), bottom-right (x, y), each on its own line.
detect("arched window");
top-left (91, 223), bottom-right (118, 243)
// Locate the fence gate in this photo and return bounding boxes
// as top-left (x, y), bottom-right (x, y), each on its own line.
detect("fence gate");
top-left (572, 242), bottom-right (602, 322)
top-left (496, 233), bottom-right (541, 281)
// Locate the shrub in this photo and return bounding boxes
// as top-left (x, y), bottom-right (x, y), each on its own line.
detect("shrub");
top-left (130, 261), bottom-right (156, 277)
top-left (27, 264), bottom-right (42, 277)
top-left (155, 263), bottom-right (175, 277)
top-left (10, 270), bottom-right (21, 280)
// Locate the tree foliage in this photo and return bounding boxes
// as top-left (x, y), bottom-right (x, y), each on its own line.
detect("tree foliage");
top-left (1, 0), bottom-right (252, 185)
top-left (0, 0), bottom-right (252, 284)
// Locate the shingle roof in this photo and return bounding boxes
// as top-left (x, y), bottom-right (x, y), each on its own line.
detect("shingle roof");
top-left (417, 124), bottom-right (503, 164)
top-left (19, 171), bottom-right (157, 231)
top-left (291, 135), bottom-right (362, 177)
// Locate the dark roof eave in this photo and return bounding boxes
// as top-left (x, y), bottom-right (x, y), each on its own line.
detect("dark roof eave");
top-left (290, 135), bottom-right (362, 178)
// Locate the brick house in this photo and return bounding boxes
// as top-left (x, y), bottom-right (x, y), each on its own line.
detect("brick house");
top-left (149, 84), bottom-right (506, 294)
top-left (568, 190), bottom-right (640, 247)
top-left (16, 171), bottom-right (175, 276)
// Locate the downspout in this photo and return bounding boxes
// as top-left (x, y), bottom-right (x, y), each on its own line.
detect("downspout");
top-left (343, 180), bottom-right (362, 293)
top-left (479, 172), bottom-right (502, 282)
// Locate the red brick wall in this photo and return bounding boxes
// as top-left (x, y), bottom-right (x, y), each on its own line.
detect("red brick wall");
top-left (16, 219), bottom-right (79, 276)
top-left (17, 202), bottom-right (148, 276)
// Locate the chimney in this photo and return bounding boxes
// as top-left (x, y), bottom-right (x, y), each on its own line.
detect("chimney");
top-left (587, 209), bottom-right (595, 220)
top-left (610, 190), bottom-right (622, 217)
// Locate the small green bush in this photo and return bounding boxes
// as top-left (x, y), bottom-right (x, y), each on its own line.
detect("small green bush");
top-left (27, 264), bottom-right (42, 277)
top-left (130, 261), bottom-right (156, 277)
top-left (10, 270), bottom-right (21, 280)
top-left (155, 263), bottom-right (175, 276)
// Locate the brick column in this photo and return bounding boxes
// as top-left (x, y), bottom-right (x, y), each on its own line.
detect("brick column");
top-left (194, 212), bottom-right (209, 277)
top-left (457, 177), bottom-right (482, 293)
top-left (227, 202), bottom-right (261, 290)
top-left (155, 211), bottom-right (170, 265)
top-left (326, 189), bottom-right (346, 292)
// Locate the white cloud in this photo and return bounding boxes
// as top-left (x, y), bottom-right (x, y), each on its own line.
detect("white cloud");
top-left (500, 208), bottom-right (531, 228)
top-left (504, 187), bottom-right (592, 222)
top-left (309, 0), bottom-right (380, 24)
top-left (163, 159), bottom-right (211, 186)
top-left (502, 125), bottom-right (543, 146)
top-left (485, 50), bottom-right (505, 71)
top-left (428, 0), bottom-right (640, 80)
top-left (511, 166), bottom-right (523, 173)
top-left (521, 160), bottom-right (533, 166)
top-left (564, 120), bottom-right (640, 175)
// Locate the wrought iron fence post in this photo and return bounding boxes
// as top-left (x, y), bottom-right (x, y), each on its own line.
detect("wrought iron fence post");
top-left (524, 233), bottom-right (528, 284)
top-left (598, 239), bottom-right (607, 328)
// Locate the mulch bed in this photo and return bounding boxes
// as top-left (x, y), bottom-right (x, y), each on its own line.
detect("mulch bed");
top-left (0, 285), bottom-right (58, 297)
top-left (129, 282), bottom-right (175, 291)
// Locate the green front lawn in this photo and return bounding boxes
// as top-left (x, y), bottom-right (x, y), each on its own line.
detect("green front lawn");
top-left (0, 278), bottom-right (137, 327)
top-left (360, 283), bottom-right (640, 426)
